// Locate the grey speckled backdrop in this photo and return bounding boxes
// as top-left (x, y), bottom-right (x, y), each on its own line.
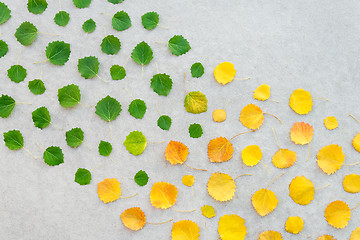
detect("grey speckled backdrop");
top-left (1, 0), bottom-right (360, 239)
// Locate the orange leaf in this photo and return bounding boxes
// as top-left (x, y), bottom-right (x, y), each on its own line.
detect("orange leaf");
top-left (165, 140), bottom-right (189, 165)
top-left (272, 149), bottom-right (297, 169)
top-left (150, 182), bottom-right (178, 209)
top-left (290, 122), bottom-right (313, 145)
top-left (97, 178), bottom-right (121, 203)
top-left (120, 207), bottom-right (146, 231)
top-left (207, 137), bottom-right (234, 163)
top-left (239, 104), bottom-right (264, 130)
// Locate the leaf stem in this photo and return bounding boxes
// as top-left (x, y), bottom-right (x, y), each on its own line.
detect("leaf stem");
top-left (23, 147), bottom-right (37, 160)
top-left (50, 122), bottom-right (63, 130)
top-left (343, 161), bottom-right (360, 166)
top-left (233, 173), bottom-right (252, 180)
top-left (33, 59), bottom-right (48, 64)
top-left (269, 99), bottom-right (280, 103)
top-left (184, 163), bottom-right (207, 171)
top-left (349, 113), bottom-right (360, 124)
top-left (109, 122), bottom-right (112, 140)
top-left (96, 74), bottom-right (108, 83)
top-left (35, 142), bottom-right (45, 151)
top-left (154, 41), bottom-right (167, 45)
top-left (234, 77), bottom-right (251, 81)
top-left (264, 112), bottom-right (283, 124)
top-left (224, 98), bottom-right (231, 109)
top-left (157, 25), bottom-right (169, 30)
top-left (183, 72), bottom-right (188, 94)
top-left (271, 127), bottom-right (281, 149)
top-left (119, 193), bottom-right (138, 199)
top-left (313, 97), bottom-right (329, 101)
top-left (266, 173), bottom-right (285, 189)
top-left (306, 143), bottom-right (311, 162)
top-left (16, 49), bottom-right (22, 65)
top-left (146, 219), bottom-right (173, 225)
top-left (260, 161), bottom-right (271, 174)
top-left (229, 130), bottom-right (255, 141)
top-left (351, 200), bottom-right (360, 210)
top-left (90, 162), bottom-right (103, 172)
top-left (149, 141), bottom-right (166, 144)
top-left (16, 102), bottom-right (32, 105)
top-left (315, 184), bottom-right (330, 190)
top-left (38, 32), bottom-right (60, 36)
top-left (83, 142), bottom-right (92, 151)
top-left (172, 208), bottom-right (196, 213)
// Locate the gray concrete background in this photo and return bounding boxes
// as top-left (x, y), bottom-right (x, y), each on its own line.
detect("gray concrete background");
top-left (0, 0), bottom-right (360, 239)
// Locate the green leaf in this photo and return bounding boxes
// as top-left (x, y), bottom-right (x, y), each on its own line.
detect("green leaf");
top-left (168, 35), bottom-right (191, 56)
top-left (73, 0), bottom-right (91, 8)
top-left (157, 115), bottom-right (171, 130)
top-left (0, 2), bottom-right (11, 25)
top-left (107, 0), bottom-right (124, 3)
top-left (45, 41), bottom-right (71, 65)
top-left (131, 41), bottom-right (153, 66)
top-left (0, 40), bottom-right (8, 58)
top-left (54, 11), bottom-right (70, 27)
top-left (184, 91), bottom-right (208, 114)
top-left (128, 99), bottom-right (147, 119)
top-left (14, 22), bottom-right (38, 46)
top-left (3, 130), bottom-right (23, 150)
top-left (124, 131), bottom-right (147, 156)
top-left (95, 95), bottom-right (121, 122)
top-left (43, 146), bottom-right (64, 166)
top-left (82, 18), bottom-right (96, 33)
top-left (8, 65), bottom-right (27, 83)
top-left (65, 128), bottom-right (84, 148)
top-left (77, 56), bottom-right (99, 79)
top-left (100, 35), bottom-right (121, 55)
top-left (58, 84), bottom-right (81, 108)
top-left (141, 11), bottom-right (159, 30)
top-left (98, 140), bottom-right (112, 156)
top-left (191, 62), bottom-right (204, 78)
top-left (27, 0), bottom-right (47, 14)
top-left (150, 73), bottom-right (172, 96)
top-left (75, 168), bottom-right (91, 185)
top-left (112, 11), bottom-right (131, 31)
top-left (0, 94), bottom-right (15, 118)
top-left (189, 123), bottom-right (203, 138)
top-left (134, 170), bottom-right (149, 186)
top-left (28, 79), bottom-right (46, 95)
top-left (110, 65), bottom-right (126, 80)
top-left (32, 106), bottom-right (51, 129)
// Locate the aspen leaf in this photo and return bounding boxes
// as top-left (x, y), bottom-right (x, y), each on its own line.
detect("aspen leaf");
top-left (317, 235), bottom-right (336, 240)
top-left (78, 56), bottom-right (99, 79)
top-left (352, 132), bottom-right (360, 153)
top-left (134, 170), bottom-right (149, 187)
top-left (289, 176), bottom-right (315, 205)
top-left (290, 122), bottom-right (313, 145)
top-left (189, 123), bottom-right (203, 138)
top-left (58, 84), bottom-right (81, 108)
top-left (101, 35), bottom-right (121, 55)
top-left (168, 35), bottom-right (191, 56)
top-left (54, 11), bottom-right (70, 27)
top-left (165, 140), bottom-right (189, 165)
top-left (0, 94), bottom-right (15, 118)
top-left (98, 140), bottom-right (112, 156)
top-left (285, 216), bottom-right (304, 234)
top-left (124, 131), bottom-right (147, 156)
top-left (28, 0), bottom-right (47, 14)
top-left (150, 182), bottom-right (177, 209)
top-left (324, 200), bottom-right (351, 228)
top-left (184, 91), bottom-right (208, 114)
top-left (191, 62), bottom-right (204, 78)
top-left (207, 172), bottom-right (235, 202)
top-left (182, 175), bottom-right (194, 187)
top-left (272, 149), bottom-right (297, 169)
top-left (258, 230), bottom-right (283, 240)
top-left (128, 99), bottom-right (147, 119)
top-left (97, 178), bottom-right (121, 203)
top-left (82, 19), bottom-right (96, 33)
top-left (242, 145), bottom-right (262, 166)
top-left (65, 128), bottom-right (84, 148)
top-left (254, 84), bottom-right (270, 101)
top-left (131, 41), bottom-right (153, 66)
top-left (252, 189), bottom-right (278, 216)
top-left (28, 79), bottom-right (46, 95)
top-left (157, 115), bottom-right (172, 130)
top-left (121, 207), bottom-right (146, 231)
top-left (141, 11), bottom-right (159, 30)
top-left (201, 205), bottom-right (215, 218)
top-left (213, 109), bottom-right (226, 122)
top-left (43, 146), bottom-right (64, 166)
top-left (150, 73), bottom-right (173, 96)
top-left (218, 214), bottom-right (247, 240)
top-left (343, 174), bottom-right (360, 193)
top-left (74, 168), bottom-right (91, 185)
top-left (317, 144), bottom-right (345, 175)
top-left (108, 0), bottom-right (124, 3)
top-left (208, 137), bottom-right (233, 163)
top-left (32, 106), bottom-right (51, 129)
top-left (3, 130), bottom-right (24, 150)
top-left (95, 96), bottom-right (121, 121)
top-left (8, 65), bottom-right (27, 83)
top-left (110, 65), bottom-right (126, 80)
top-left (289, 88), bottom-right (313, 115)
top-left (324, 116), bottom-right (338, 130)
top-left (45, 41), bottom-right (71, 65)
top-left (214, 62), bottom-right (236, 85)
top-left (73, 0), bottom-right (91, 8)
top-left (350, 227), bottom-right (360, 240)
top-left (112, 11), bottom-right (131, 31)
top-left (239, 104), bottom-right (264, 130)
top-left (15, 22), bottom-right (38, 46)
top-left (0, 2), bottom-right (11, 24)
top-left (0, 40), bottom-right (8, 58)
top-left (171, 220), bottom-right (199, 240)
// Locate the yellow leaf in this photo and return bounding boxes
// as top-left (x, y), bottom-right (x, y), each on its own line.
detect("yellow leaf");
top-left (258, 230), bottom-right (283, 240)
top-left (218, 214), bottom-right (247, 240)
top-left (290, 122), bottom-right (313, 145)
top-left (182, 175), bottom-right (195, 187)
top-left (213, 109), bottom-right (226, 122)
top-left (242, 145), bottom-right (262, 166)
top-left (120, 207), bottom-right (146, 231)
top-left (289, 176), bottom-right (315, 205)
top-left (171, 220), bottom-right (200, 240)
top-left (214, 62), bottom-right (236, 85)
top-left (285, 216), bottom-right (304, 234)
top-left (207, 137), bottom-right (234, 163)
top-left (201, 205), bottom-right (215, 218)
top-left (353, 132), bottom-right (360, 153)
top-left (272, 149), bottom-right (297, 169)
top-left (324, 200), bottom-right (351, 229)
top-left (350, 227), bottom-right (360, 240)
top-left (343, 174), bottom-right (360, 193)
top-left (317, 235), bottom-right (336, 240)
top-left (165, 140), bottom-right (189, 165)
top-left (324, 116), bottom-right (338, 130)
top-left (239, 104), bottom-right (264, 130)
top-left (317, 144), bottom-right (345, 175)
top-left (252, 189), bottom-right (278, 216)
top-left (184, 91), bottom-right (208, 114)
top-left (150, 182), bottom-right (178, 209)
top-left (97, 178), bottom-right (121, 203)
top-left (253, 84), bottom-right (270, 101)
top-left (207, 172), bottom-right (235, 201)
top-left (289, 88), bottom-right (313, 115)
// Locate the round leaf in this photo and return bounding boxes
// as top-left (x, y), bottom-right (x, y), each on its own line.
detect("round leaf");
top-left (28, 79), bottom-right (46, 95)
top-left (131, 41), bottom-right (153, 66)
top-left (65, 128), bottom-right (84, 148)
top-left (98, 140), bottom-right (112, 156)
top-left (8, 65), bottom-right (27, 83)
top-left (0, 94), bottom-right (15, 118)
top-left (184, 91), bottom-right (208, 114)
top-left (15, 22), bottom-right (38, 46)
top-left (108, 0), bottom-right (124, 3)
top-left (73, 0), bottom-right (91, 8)
top-left (54, 11), bottom-right (70, 27)
top-left (45, 41), bottom-right (71, 65)
top-left (141, 11), bottom-right (159, 30)
top-left (82, 18), bottom-right (96, 33)
top-left (95, 96), bottom-right (121, 122)
top-left (150, 73), bottom-right (173, 96)
top-left (43, 146), bottom-right (64, 166)
top-left (27, 0), bottom-right (47, 14)
top-left (58, 84), bottom-right (81, 108)
top-left (100, 35), bottom-right (121, 55)
top-left (134, 170), bottom-right (149, 186)
top-left (124, 131), bottom-right (147, 156)
top-left (3, 130), bottom-right (23, 150)
top-left (0, 2), bottom-right (11, 24)
top-left (168, 35), bottom-right (191, 56)
top-left (189, 123), bottom-right (203, 138)
top-left (78, 56), bottom-right (99, 79)
top-left (0, 40), bottom-right (8, 58)
top-left (75, 168), bottom-right (91, 185)
top-left (157, 115), bottom-right (171, 130)
top-left (128, 99), bottom-right (147, 119)
top-left (110, 65), bottom-right (126, 80)
top-left (112, 11), bottom-right (131, 31)
top-left (32, 106), bottom-right (51, 129)
top-left (191, 62), bottom-right (204, 78)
